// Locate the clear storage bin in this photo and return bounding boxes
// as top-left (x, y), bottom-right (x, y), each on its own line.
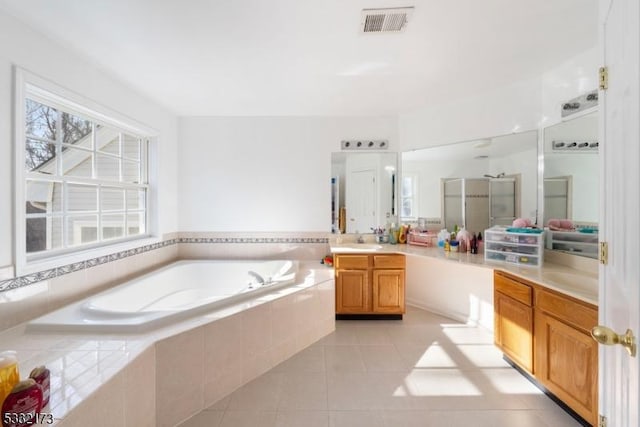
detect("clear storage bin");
top-left (484, 226), bottom-right (545, 267)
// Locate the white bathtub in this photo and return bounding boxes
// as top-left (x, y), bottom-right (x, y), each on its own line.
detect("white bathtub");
top-left (28, 259), bottom-right (299, 333)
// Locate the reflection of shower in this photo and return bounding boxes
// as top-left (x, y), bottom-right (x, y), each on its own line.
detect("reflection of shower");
top-left (484, 172), bottom-right (506, 179)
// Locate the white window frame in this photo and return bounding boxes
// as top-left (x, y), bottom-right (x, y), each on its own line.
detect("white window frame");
top-left (14, 68), bottom-right (158, 275)
top-left (400, 173), bottom-right (419, 221)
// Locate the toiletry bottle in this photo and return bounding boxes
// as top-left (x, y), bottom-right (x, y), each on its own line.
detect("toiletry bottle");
top-left (0, 352), bottom-right (19, 407)
top-left (29, 367), bottom-right (50, 408)
top-left (437, 229), bottom-right (449, 248)
top-left (470, 233), bottom-right (478, 254)
top-left (389, 225), bottom-right (397, 244)
top-left (398, 225), bottom-right (408, 244)
top-left (1, 379), bottom-right (43, 427)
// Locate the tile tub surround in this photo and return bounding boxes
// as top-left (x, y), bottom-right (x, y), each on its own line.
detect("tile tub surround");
top-left (0, 262), bottom-right (335, 427)
top-left (0, 232), bottom-right (331, 332)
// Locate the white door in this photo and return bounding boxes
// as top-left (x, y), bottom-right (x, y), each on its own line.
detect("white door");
top-left (598, 0), bottom-right (640, 425)
top-left (346, 168), bottom-right (376, 233)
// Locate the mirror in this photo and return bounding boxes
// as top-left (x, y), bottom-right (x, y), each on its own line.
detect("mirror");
top-left (543, 110), bottom-right (599, 259)
top-left (331, 152), bottom-right (397, 233)
top-left (401, 131), bottom-right (538, 236)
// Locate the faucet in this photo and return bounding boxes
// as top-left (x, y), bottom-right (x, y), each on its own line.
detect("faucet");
top-left (247, 271), bottom-right (265, 287)
top-left (355, 230), bottom-right (365, 244)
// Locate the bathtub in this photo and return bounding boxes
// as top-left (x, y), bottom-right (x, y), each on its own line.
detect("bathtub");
top-left (28, 259), bottom-right (300, 333)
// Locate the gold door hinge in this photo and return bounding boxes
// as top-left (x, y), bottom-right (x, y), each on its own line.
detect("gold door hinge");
top-left (599, 66), bottom-right (609, 90)
top-left (599, 414), bottom-right (607, 427)
top-left (600, 241), bottom-right (608, 265)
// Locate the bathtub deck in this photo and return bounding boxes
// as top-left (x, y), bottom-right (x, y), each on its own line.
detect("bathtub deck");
top-left (0, 261), bottom-right (335, 427)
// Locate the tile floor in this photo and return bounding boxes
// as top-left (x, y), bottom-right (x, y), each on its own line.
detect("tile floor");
top-left (178, 306), bottom-right (582, 427)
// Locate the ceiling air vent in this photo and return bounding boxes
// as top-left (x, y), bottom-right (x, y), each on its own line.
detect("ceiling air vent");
top-left (361, 7), bottom-right (414, 33)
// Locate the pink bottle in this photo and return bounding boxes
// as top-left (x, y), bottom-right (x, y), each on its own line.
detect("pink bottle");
top-left (1, 379), bottom-right (43, 427)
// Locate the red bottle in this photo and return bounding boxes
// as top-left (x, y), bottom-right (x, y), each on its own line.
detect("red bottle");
top-left (28, 367), bottom-right (50, 408)
top-left (1, 379), bottom-right (43, 427)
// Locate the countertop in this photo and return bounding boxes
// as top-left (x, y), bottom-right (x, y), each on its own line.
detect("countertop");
top-left (330, 243), bottom-right (599, 306)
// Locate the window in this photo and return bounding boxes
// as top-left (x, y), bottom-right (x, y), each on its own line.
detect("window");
top-left (401, 174), bottom-right (418, 219)
top-left (16, 70), bottom-right (153, 269)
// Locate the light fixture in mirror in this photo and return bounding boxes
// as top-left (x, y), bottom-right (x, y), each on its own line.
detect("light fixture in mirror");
top-left (543, 110), bottom-right (598, 259)
top-left (401, 131), bottom-right (538, 236)
top-left (331, 152), bottom-right (397, 234)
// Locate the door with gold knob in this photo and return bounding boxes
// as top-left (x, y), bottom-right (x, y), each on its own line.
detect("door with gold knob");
top-left (599, 1), bottom-right (640, 426)
top-left (591, 326), bottom-right (637, 357)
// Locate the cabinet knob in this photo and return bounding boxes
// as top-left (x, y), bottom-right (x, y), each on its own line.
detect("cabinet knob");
top-left (591, 326), bottom-right (637, 357)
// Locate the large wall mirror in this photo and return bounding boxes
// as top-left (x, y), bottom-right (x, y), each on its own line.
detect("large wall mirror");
top-left (331, 152), bottom-right (397, 233)
top-left (401, 131), bottom-right (538, 236)
top-left (543, 110), bottom-right (599, 258)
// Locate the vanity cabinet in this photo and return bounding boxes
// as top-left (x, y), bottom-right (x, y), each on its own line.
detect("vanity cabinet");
top-left (494, 271), bottom-right (598, 426)
top-left (493, 272), bottom-right (534, 372)
top-left (535, 289), bottom-right (598, 425)
top-left (334, 253), bottom-right (405, 316)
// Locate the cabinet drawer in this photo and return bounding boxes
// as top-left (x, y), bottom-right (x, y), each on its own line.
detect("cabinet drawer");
top-left (373, 254), bottom-right (405, 269)
top-left (335, 254), bottom-right (369, 269)
top-left (494, 272), bottom-right (533, 306)
top-left (535, 289), bottom-right (598, 333)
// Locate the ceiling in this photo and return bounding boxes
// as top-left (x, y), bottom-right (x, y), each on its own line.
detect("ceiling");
top-left (0, 0), bottom-right (598, 117)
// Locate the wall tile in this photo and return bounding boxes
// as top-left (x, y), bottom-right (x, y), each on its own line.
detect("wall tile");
top-left (241, 303), bottom-right (272, 358)
top-left (156, 327), bottom-right (205, 427)
top-left (156, 326), bottom-right (205, 397)
top-left (58, 373), bottom-right (125, 427)
top-left (124, 347), bottom-right (156, 427)
top-left (203, 313), bottom-right (243, 383)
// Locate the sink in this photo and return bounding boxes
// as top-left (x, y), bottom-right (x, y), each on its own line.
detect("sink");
top-left (544, 271), bottom-right (598, 293)
top-left (332, 243), bottom-right (383, 253)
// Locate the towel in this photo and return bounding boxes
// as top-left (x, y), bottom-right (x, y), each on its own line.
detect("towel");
top-left (547, 219), bottom-right (575, 231)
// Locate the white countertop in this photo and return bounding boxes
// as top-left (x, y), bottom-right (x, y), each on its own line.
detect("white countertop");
top-left (331, 243), bottom-right (598, 306)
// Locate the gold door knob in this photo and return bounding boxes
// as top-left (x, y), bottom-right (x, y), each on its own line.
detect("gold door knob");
top-left (591, 326), bottom-right (637, 357)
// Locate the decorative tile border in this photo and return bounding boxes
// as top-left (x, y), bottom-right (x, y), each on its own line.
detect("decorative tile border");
top-left (177, 237), bottom-right (328, 244)
top-left (0, 236), bottom-right (329, 293)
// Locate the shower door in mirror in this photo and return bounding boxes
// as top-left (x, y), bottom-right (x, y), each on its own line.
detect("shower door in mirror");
top-left (490, 178), bottom-right (516, 226)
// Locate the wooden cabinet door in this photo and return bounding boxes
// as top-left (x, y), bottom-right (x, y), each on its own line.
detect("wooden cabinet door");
top-left (336, 269), bottom-right (370, 313)
top-left (372, 269), bottom-right (405, 314)
top-left (535, 310), bottom-right (598, 426)
top-left (494, 291), bottom-right (533, 372)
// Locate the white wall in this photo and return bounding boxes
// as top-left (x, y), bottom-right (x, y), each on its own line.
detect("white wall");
top-left (178, 116), bottom-right (398, 232)
top-left (399, 46), bottom-right (599, 152)
top-left (399, 76), bottom-right (543, 151)
top-left (0, 10), bottom-right (179, 271)
top-left (540, 48), bottom-right (600, 127)
top-left (398, 46), bottom-right (599, 226)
